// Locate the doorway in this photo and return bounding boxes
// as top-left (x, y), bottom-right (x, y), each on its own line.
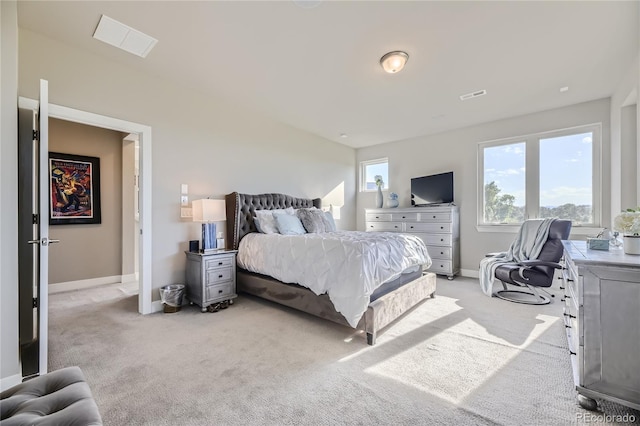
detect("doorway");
top-left (18, 97), bottom-right (153, 315)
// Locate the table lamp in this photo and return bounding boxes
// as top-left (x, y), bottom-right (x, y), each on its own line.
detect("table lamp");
top-left (192, 199), bottom-right (226, 252)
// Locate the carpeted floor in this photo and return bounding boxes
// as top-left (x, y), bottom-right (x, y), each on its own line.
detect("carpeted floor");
top-left (49, 277), bottom-right (639, 425)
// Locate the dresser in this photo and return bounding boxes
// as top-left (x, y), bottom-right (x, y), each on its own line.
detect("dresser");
top-left (185, 250), bottom-right (238, 312)
top-left (561, 240), bottom-right (640, 411)
top-left (365, 205), bottom-right (460, 279)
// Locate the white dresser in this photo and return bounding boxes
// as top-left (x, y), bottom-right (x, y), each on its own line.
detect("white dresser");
top-left (365, 205), bottom-right (460, 279)
top-left (561, 240), bottom-right (640, 411)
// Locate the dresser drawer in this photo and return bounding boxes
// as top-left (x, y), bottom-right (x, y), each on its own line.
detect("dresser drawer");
top-left (391, 212), bottom-right (418, 221)
top-left (367, 222), bottom-right (402, 232)
top-left (366, 213), bottom-right (392, 222)
top-left (427, 246), bottom-right (451, 260)
top-left (406, 222), bottom-right (452, 233)
top-left (420, 234), bottom-right (452, 246)
top-left (427, 260), bottom-right (452, 274)
top-left (418, 212), bottom-right (452, 222)
top-left (205, 256), bottom-right (234, 270)
top-left (205, 267), bottom-right (233, 285)
top-left (206, 282), bottom-right (234, 302)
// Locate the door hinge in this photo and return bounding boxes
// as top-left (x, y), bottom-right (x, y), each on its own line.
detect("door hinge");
top-left (32, 130), bottom-right (39, 140)
top-left (32, 214), bottom-right (39, 225)
top-left (32, 298), bottom-right (38, 308)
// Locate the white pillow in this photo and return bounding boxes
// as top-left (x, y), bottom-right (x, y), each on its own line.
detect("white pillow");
top-left (254, 207), bottom-right (294, 234)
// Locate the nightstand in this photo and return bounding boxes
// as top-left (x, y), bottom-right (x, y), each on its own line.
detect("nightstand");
top-left (185, 250), bottom-right (238, 312)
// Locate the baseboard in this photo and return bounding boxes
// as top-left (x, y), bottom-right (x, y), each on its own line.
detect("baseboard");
top-left (0, 373), bottom-right (23, 392)
top-left (49, 275), bottom-right (123, 294)
top-left (121, 273), bottom-right (137, 284)
top-left (151, 300), bottom-right (164, 313)
top-left (460, 269), bottom-right (479, 278)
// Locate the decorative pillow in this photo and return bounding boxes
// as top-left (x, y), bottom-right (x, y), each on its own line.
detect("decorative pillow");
top-left (254, 207), bottom-right (294, 234)
top-left (324, 211), bottom-right (337, 231)
top-left (275, 214), bottom-right (307, 235)
top-left (297, 208), bottom-right (330, 233)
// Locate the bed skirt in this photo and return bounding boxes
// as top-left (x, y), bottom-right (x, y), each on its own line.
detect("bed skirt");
top-left (237, 269), bottom-right (437, 345)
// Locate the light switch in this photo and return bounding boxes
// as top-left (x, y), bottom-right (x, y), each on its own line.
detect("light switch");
top-left (181, 195), bottom-right (188, 206)
top-left (181, 184), bottom-right (188, 194)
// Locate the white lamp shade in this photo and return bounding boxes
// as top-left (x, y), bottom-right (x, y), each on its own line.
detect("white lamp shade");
top-left (380, 51), bottom-right (409, 73)
top-left (192, 199), bottom-right (226, 222)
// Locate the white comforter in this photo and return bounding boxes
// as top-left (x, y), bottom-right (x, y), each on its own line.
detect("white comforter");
top-left (237, 231), bottom-right (431, 327)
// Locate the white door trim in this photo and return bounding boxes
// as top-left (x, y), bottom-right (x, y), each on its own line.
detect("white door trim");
top-left (18, 97), bottom-right (153, 315)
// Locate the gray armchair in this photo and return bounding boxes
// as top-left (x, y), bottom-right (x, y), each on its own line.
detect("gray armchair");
top-left (493, 219), bottom-right (572, 305)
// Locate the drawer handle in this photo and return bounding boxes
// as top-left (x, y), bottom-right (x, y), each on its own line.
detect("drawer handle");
top-left (569, 350), bottom-right (576, 356)
top-left (432, 215), bottom-right (436, 218)
top-left (440, 226), bottom-right (444, 230)
top-left (218, 274), bottom-right (224, 278)
top-left (375, 216), bottom-right (379, 219)
top-left (440, 265), bottom-right (444, 268)
top-left (440, 251), bottom-right (444, 255)
top-left (410, 226), bottom-right (414, 229)
top-left (440, 238), bottom-right (444, 242)
top-left (402, 216), bottom-right (406, 219)
top-left (218, 261), bottom-right (223, 265)
top-left (563, 313), bottom-right (576, 319)
top-left (394, 225), bottom-right (398, 228)
top-left (218, 289), bottom-right (223, 294)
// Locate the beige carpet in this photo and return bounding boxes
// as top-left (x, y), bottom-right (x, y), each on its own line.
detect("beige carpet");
top-left (48, 277), bottom-right (639, 425)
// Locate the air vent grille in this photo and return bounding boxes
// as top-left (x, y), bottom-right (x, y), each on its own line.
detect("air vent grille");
top-left (459, 89), bottom-right (487, 101)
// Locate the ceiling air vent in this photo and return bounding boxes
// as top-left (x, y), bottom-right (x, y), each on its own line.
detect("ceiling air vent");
top-left (93, 15), bottom-right (157, 58)
top-left (459, 89), bottom-right (487, 101)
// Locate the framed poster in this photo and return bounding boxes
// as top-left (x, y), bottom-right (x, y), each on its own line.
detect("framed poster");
top-left (49, 152), bottom-right (101, 225)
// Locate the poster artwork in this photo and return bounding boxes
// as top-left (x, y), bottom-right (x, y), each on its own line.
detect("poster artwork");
top-left (49, 152), bottom-right (101, 225)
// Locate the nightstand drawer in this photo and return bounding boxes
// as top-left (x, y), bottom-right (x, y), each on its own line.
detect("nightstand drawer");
top-left (205, 257), bottom-right (234, 269)
top-left (206, 283), bottom-right (234, 301)
top-left (205, 267), bottom-right (233, 285)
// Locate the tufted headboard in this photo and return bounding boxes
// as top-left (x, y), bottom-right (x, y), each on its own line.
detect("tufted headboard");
top-left (225, 192), bottom-right (321, 250)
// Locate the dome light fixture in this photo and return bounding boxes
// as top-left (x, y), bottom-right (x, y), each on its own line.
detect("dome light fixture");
top-left (380, 51), bottom-right (409, 74)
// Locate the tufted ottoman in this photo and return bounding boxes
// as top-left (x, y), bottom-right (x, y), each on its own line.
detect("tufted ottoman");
top-left (0, 366), bottom-right (102, 425)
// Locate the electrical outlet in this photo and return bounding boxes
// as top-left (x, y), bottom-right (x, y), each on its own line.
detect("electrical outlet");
top-left (181, 195), bottom-right (188, 206)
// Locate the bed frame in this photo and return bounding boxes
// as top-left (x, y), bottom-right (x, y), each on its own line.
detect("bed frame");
top-left (225, 192), bottom-right (437, 345)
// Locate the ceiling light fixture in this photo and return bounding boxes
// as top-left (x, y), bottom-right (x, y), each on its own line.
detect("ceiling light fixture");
top-left (380, 51), bottom-right (409, 74)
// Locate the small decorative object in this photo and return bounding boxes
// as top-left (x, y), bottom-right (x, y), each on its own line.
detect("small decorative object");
top-left (610, 231), bottom-right (623, 248)
top-left (613, 207), bottom-right (640, 255)
top-left (374, 175), bottom-right (384, 208)
top-left (587, 238), bottom-right (609, 251)
top-left (387, 192), bottom-right (399, 208)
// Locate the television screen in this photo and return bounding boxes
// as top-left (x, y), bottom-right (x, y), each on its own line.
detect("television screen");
top-left (411, 172), bottom-right (454, 206)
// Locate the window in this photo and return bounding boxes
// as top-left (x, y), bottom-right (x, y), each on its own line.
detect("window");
top-left (478, 124), bottom-right (601, 228)
top-left (360, 158), bottom-right (388, 191)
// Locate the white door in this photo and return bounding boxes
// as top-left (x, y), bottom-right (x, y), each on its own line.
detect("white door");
top-left (37, 79), bottom-right (52, 374)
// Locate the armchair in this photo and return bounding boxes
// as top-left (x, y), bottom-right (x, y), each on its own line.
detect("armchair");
top-left (491, 219), bottom-right (572, 305)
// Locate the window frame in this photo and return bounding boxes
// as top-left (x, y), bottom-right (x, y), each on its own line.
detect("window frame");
top-left (477, 123), bottom-right (602, 232)
top-left (359, 157), bottom-right (389, 192)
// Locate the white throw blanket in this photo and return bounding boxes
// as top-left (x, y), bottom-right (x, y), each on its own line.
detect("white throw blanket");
top-left (479, 218), bottom-right (555, 297)
top-left (237, 231), bottom-right (431, 327)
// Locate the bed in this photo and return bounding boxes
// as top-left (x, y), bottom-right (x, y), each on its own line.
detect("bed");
top-left (224, 192), bottom-right (437, 345)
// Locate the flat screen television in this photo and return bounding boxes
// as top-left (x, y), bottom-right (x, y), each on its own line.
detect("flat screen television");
top-left (411, 171), bottom-right (454, 206)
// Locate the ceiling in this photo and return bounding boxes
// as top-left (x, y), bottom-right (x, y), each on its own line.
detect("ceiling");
top-left (17, 1), bottom-right (639, 148)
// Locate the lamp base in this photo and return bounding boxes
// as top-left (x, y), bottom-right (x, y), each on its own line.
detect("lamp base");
top-left (202, 223), bottom-right (217, 250)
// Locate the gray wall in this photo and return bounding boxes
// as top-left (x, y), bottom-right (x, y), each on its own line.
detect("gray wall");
top-left (621, 104), bottom-right (638, 210)
top-left (1, 0), bottom-right (20, 386)
top-left (356, 98), bottom-right (612, 275)
top-left (18, 28), bottom-right (357, 301)
top-left (48, 118), bottom-right (124, 284)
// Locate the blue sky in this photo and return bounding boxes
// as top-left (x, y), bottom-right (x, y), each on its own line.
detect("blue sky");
top-left (484, 132), bottom-right (592, 207)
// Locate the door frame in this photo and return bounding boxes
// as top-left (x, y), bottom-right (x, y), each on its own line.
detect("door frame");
top-left (18, 97), bottom-right (153, 315)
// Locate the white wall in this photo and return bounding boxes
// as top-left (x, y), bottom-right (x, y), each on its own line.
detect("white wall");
top-left (18, 29), bottom-right (356, 301)
top-left (356, 98), bottom-right (611, 275)
top-left (0, 0), bottom-right (21, 389)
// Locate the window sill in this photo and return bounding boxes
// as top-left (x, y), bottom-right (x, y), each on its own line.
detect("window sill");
top-left (476, 224), bottom-right (603, 236)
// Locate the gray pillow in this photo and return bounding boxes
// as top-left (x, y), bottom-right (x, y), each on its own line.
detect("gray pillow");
top-left (297, 208), bottom-right (330, 233)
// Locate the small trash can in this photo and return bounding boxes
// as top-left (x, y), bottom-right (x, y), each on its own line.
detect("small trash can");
top-left (159, 284), bottom-right (185, 313)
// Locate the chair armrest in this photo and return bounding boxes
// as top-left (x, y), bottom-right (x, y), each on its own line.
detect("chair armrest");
top-left (517, 260), bottom-right (563, 269)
